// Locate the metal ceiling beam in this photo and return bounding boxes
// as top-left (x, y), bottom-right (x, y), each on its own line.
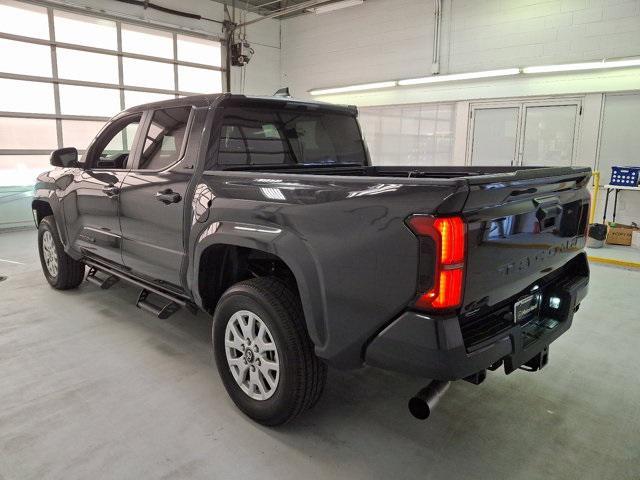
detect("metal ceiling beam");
top-left (234, 0), bottom-right (330, 27)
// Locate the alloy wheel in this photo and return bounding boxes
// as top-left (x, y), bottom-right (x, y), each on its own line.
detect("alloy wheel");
top-left (224, 310), bottom-right (280, 401)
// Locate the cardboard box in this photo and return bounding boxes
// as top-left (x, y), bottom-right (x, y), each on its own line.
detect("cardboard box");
top-left (606, 223), bottom-right (638, 246)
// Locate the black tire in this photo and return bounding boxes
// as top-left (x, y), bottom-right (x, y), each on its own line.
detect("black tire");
top-left (38, 215), bottom-right (85, 290)
top-left (212, 277), bottom-right (327, 426)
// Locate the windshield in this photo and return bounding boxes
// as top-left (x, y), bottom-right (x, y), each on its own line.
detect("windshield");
top-left (215, 107), bottom-right (367, 168)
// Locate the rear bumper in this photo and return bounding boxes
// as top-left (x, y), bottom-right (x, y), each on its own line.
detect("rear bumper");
top-left (364, 272), bottom-right (589, 381)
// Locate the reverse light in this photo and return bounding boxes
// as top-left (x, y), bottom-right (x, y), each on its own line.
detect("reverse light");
top-left (407, 215), bottom-right (466, 311)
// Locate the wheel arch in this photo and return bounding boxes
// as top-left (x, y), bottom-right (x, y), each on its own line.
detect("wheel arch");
top-left (191, 222), bottom-right (328, 349)
top-left (32, 198), bottom-right (70, 247)
top-left (31, 199), bottom-right (53, 226)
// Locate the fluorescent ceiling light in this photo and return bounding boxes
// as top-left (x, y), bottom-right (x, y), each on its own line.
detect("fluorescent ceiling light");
top-left (308, 0), bottom-right (364, 14)
top-left (398, 68), bottom-right (521, 86)
top-left (309, 81), bottom-right (397, 96)
top-left (523, 58), bottom-right (640, 74)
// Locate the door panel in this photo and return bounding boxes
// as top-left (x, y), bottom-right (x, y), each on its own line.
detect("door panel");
top-left (119, 171), bottom-right (189, 286)
top-left (119, 106), bottom-right (192, 287)
top-left (470, 107), bottom-right (519, 166)
top-left (64, 113), bottom-right (143, 264)
top-left (521, 105), bottom-right (578, 166)
top-left (64, 170), bottom-right (128, 264)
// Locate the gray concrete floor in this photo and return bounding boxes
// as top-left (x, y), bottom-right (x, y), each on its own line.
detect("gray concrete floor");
top-left (587, 243), bottom-right (640, 263)
top-left (1, 229), bottom-right (638, 480)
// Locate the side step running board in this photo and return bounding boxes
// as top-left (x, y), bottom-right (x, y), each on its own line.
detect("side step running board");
top-left (84, 259), bottom-right (197, 319)
top-left (86, 266), bottom-right (120, 289)
top-left (136, 289), bottom-right (181, 319)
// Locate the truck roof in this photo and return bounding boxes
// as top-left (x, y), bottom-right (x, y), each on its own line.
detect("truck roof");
top-left (124, 93), bottom-right (357, 115)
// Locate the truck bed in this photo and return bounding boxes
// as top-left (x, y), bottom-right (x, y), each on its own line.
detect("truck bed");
top-left (201, 163), bottom-right (591, 368)
top-left (222, 163), bottom-right (590, 183)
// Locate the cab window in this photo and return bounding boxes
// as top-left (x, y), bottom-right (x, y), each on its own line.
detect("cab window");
top-left (137, 106), bottom-right (191, 171)
top-left (87, 114), bottom-right (142, 170)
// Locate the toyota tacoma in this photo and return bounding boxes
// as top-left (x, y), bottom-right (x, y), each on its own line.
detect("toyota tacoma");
top-left (33, 93), bottom-right (591, 425)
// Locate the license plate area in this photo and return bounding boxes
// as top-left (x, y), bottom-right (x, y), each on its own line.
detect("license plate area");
top-left (514, 293), bottom-right (541, 324)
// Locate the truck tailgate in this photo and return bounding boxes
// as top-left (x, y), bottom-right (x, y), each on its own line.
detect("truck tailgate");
top-left (460, 167), bottom-right (591, 337)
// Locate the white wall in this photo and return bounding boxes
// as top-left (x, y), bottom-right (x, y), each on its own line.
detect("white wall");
top-left (282, 0), bottom-right (435, 98)
top-left (282, 0), bottom-right (640, 98)
top-left (230, 11), bottom-right (282, 96)
top-left (281, 0), bottom-right (640, 225)
top-left (448, 0), bottom-right (640, 73)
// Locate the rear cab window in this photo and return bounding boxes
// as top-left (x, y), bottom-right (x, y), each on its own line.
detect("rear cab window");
top-left (213, 106), bottom-right (367, 169)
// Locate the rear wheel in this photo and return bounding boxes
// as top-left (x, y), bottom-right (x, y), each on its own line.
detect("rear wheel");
top-left (38, 216), bottom-right (85, 290)
top-left (212, 277), bottom-right (327, 426)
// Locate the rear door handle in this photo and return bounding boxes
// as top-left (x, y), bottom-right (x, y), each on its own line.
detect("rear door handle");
top-left (103, 185), bottom-right (120, 197)
top-left (155, 189), bottom-right (182, 205)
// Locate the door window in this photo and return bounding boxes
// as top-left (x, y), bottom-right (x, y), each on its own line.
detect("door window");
top-left (88, 114), bottom-right (142, 169)
top-left (138, 106), bottom-right (191, 170)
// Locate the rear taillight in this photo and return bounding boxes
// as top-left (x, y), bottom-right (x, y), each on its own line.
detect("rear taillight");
top-left (407, 215), bottom-right (466, 311)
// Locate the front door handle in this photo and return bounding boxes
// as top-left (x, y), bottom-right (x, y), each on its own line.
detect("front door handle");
top-left (103, 184), bottom-right (120, 197)
top-left (155, 189), bottom-right (182, 205)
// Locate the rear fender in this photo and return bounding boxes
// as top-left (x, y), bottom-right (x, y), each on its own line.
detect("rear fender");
top-left (191, 220), bottom-right (328, 348)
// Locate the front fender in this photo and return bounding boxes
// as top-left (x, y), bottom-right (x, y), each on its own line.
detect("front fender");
top-left (33, 170), bottom-right (71, 248)
top-left (189, 219), bottom-right (329, 349)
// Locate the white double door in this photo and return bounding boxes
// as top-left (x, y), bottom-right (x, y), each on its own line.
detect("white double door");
top-left (467, 99), bottom-right (582, 167)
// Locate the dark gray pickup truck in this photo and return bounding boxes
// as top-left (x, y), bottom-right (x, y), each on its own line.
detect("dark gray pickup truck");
top-left (33, 93), bottom-right (591, 425)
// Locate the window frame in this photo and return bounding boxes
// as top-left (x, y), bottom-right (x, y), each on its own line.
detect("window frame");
top-left (83, 112), bottom-right (144, 171)
top-left (128, 105), bottom-right (194, 173)
top-left (212, 107), bottom-right (370, 169)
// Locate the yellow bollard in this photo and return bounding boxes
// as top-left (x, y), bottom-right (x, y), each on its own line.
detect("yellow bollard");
top-left (589, 170), bottom-right (600, 225)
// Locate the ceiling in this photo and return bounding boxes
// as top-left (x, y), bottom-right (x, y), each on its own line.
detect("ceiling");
top-left (211, 0), bottom-right (347, 19)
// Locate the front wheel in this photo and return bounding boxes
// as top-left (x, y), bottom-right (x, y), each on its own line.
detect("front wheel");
top-left (212, 277), bottom-right (326, 426)
top-left (38, 215), bottom-right (85, 290)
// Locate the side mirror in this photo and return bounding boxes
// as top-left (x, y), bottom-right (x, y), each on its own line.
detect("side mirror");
top-left (50, 147), bottom-right (79, 168)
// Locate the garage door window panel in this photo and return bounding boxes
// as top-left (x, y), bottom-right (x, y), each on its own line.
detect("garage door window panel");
top-left (0, 0), bottom-right (49, 40)
top-left (358, 104), bottom-right (456, 166)
top-left (0, 117), bottom-right (57, 150)
top-left (0, 154), bottom-right (51, 186)
top-left (177, 34), bottom-right (222, 66)
top-left (59, 85), bottom-right (120, 117)
top-left (56, 48), bottom-right (119, 84)
top-left (177, 66), bottom-right (222, 94)
top-left (53, 10), bottom-right (117, 50)
top-left (123, 57), bottom-right (175, 90)
top-left (0, 79), bottom-right (55, 114)
top-left (122, 23), bottom-right (173, 59)
top-left (0, 38), bottom-right (52, 77)
top-left (61, 120), bottom-right (106, 152)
